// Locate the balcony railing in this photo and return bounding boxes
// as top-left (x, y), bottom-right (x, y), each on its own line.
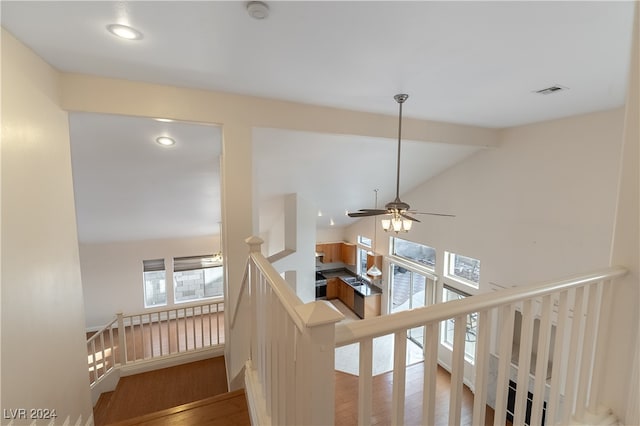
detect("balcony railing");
top-left (87, 299), bottom-right (225, 387)
top-left (237, 235), bottom-right (626, 425)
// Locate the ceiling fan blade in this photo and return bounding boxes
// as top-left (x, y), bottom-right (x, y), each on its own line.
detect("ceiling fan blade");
top-left (399, 212), bottom-right (421, 223)
top-left (412, 211), bottom-right (456, 218)
top-left (348, 210), bottom-right (388, 218)
top-left (357, 209), bottom-right (389, 214)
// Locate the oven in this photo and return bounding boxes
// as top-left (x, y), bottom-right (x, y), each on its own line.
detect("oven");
top-left (315, 272), bottom-right (327, 299)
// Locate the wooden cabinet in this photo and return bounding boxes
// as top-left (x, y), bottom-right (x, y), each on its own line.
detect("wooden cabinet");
top-left (316, 242), bottom-right (356, 265)
top-left (341, 243), bottom-right (356, 265)
top-left (338, 280), bottom-right (355, 310)
top-left (364, 294), bottom-right (381, 318)
top-left (326, 277), bottom-right (339, 299)
top-left (316, 243), bottom-right (341, 263)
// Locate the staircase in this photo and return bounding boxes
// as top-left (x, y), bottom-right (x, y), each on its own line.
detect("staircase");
top-left (92, 356), bottom-right (250, 426)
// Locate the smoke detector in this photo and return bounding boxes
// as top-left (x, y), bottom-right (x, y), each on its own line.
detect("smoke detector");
top-left (247, 1), bottom-right (269, 20)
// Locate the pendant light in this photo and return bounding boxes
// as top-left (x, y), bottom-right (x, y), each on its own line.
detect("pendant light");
top-left (366, 190), bottom-right (383, 277)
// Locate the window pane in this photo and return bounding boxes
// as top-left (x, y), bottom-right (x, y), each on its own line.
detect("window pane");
top-left (441, 287), bottom-right (477, 363)
top-left (357, 248), bottom-right (368, 276)
top-left (391, 264), bottom-right (411, 313)
top-left (392, 238), bottom-right (436, 269)
top-left (174, 265), bottom-right (223, 303)
top-left (358, 235), bottom-right (372, 248)
top-left (144, 270), bottom-right (167, 308)
top-left (445, 252), bottom-right (481, 288)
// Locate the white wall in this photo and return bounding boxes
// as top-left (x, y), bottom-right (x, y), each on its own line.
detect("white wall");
top-left (270, 194), bottom-right (317, 303)
top-left (1, 29), bottom-right (93, 423)
top-left (601, 7), bottom-right (639, 422)
top-left (348, 108), bottom-right (625, 294)
top-left (345, 107), bottom-right (626, 391)
top-left (80, 235), bottom-right (219, 329)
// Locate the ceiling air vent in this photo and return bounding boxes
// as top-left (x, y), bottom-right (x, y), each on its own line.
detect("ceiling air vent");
top-left (534, 85), bottom-right (568, 95)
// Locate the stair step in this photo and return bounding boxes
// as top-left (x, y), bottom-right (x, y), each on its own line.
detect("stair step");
top-left (108, 389), bottom-right (250, 426)
top-left (93, 391), bottom-right (115, 426)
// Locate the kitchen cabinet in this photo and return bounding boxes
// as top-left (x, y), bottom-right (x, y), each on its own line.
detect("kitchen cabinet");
top-left (341, 243), bottom-right (356, 265)
top-left (364, 294), bottom-right (381, 318)
top-left (326, 277), bottom-right (339, 299)
top-left (339, 280), bottom-right (355, 310)
top-left (316, 243), bottom-right (341, 263)
top-left (316, 242), bottom-right (357, 265)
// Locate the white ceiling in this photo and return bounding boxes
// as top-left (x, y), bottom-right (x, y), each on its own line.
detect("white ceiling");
top-left (69, 113), bottom-right (221, 243)
top-left (2, 1), bottom-right (635, 242)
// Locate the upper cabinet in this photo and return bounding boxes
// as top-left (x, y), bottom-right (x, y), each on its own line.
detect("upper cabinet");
top-left (316, 242), bottom-right (356, 265)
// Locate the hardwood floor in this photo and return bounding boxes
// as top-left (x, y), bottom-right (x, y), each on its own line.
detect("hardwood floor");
top-left (98, 357), bottom-right (229, 425)
top-left (109, 390), bottom-right (250, 426)
top-left (335, 363), bottom-right (506, 426)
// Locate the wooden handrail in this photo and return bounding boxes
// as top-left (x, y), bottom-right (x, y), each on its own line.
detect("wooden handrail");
top-left (335, 266), bottom-right (626, 346)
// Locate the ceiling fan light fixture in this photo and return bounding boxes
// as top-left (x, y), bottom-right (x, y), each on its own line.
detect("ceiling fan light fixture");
top-left (381, 218), bottom-right (391, 232)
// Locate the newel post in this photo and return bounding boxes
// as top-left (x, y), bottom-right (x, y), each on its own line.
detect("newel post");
top-left (294, 301), bottom-right (344, 425)
top-left (116, 312), bottom-right (126, 366)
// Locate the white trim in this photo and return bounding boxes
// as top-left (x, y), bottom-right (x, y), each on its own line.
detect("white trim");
top-left (244, 360), bottom-right (272, 426)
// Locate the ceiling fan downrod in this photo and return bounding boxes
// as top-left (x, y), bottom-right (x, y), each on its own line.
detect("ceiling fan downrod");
top-left (393, 94), bottom-right (408, 204)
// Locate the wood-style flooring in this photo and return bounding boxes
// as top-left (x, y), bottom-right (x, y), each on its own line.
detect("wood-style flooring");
top-left (96, 357), bottom-right (230, 425)
top-left (96, 356), bottom-right (509, 426)
top-left (335, 363), bottom-right (507, 426)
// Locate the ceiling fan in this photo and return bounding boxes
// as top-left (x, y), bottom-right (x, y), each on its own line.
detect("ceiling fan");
top-left (348, 94), bottom-right (455, 232)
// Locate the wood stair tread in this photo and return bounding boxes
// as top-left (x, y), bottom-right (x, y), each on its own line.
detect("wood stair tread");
top-left (107, 389), bottom-right (249, 426)
top-left (93, 391), bottom-right (114, 426)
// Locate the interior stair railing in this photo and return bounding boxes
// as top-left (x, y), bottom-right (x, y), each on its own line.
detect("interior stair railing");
top-left (87, 299), bottom-right (225, 387)
top-left (237, 235), bottom-right (627, 426)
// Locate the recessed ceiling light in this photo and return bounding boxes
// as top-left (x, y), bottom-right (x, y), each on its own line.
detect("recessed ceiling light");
top-left (156, 136), bottom-right (176, 147)
top-left (107, 24), bottom-right (143, 40)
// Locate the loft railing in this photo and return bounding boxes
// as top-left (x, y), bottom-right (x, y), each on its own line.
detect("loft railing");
top-left (87, 299), bottom-right (225, 387)
top-left (238, 235), bottom-right (626, 426)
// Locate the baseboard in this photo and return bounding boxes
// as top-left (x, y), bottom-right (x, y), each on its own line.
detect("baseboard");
top-left (244, 360), bottom-right (272, 426)
top-left (120, 346), bottom-right (224, 377)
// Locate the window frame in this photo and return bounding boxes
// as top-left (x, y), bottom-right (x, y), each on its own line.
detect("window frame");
top-left (173, 254), bottom-right (224, 304)
top-left (142, 258), bottom-right (167, 308)
top-left (443, 251), bottom-right (481, 289)
top-left (389, 237), bottom-right (437, 272)
top-left (440, 284), bottom-right (477, 364)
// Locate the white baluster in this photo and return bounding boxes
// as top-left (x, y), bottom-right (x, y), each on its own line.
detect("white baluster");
top-left (449, 314), bottom-right (467, 426)
top-left (562, 286), bottom-right (586, 424)
top-left (514, 300), bottom-right (534, 426)
top-left (117, 312), bottom-right (126, 366)
top-left (531, 295), bottom-right (552, 426)
top-left (575, 282), bottom-right (600, 419)
top-left (472, 309), bottom-right (492, 425)
top-left (588, 280), bottom-right (612, 412)
top-left (358, 338), bottom-right (373, 426)
top-left (546, 291), bottom-right (569, 425)
top-left (391, 331), bottom-right (407, 426)
top-left (494, 304), bottom-right (515, 426)
top-left (422, 322), bottom-right (438, 426)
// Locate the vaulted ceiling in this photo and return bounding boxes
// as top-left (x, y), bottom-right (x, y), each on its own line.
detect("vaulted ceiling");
top-left (2, 1), bottom-right (635, 242)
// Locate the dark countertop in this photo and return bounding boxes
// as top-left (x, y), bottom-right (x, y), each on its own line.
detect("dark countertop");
top-left (317, 268), bottom-right (382, 297)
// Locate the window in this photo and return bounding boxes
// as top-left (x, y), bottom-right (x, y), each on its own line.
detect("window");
top-left (444, 251), bottom-right (480, 288)
top-left (143, 259), bottom-right (167, 308)
top-left (358, 235), bottom-right (372, 248)
top-left (389, 263), bottom-right (436, 348)
top-left (391, 237), bottom-right (436, 270)
top-left (173, 255), bottom-right (223, 303)
top-left (441, 285), bottom-right (477, 363)
top-left (357, 247), bottom-right (368, 276)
